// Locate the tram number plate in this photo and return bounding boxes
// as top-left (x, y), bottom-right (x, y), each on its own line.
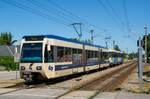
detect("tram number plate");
top-left (23, 72), bottom-right (31, 75)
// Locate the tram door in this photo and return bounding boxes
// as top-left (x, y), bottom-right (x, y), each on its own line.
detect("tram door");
top-left (72, 54), bottom-right (78, 73)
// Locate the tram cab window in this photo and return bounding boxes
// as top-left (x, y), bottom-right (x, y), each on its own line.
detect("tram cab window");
top-left (21, 43), bottom-right (42, 63)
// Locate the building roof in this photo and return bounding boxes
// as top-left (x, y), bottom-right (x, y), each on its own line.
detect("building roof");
top-left (0, 46), bottom-right (20, 56)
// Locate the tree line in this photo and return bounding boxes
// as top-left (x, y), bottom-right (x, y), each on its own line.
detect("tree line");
top-left (0, 32), bottom-right (17, 45)
top-left (0, 32), bottom-right (18, 71)
top-left (142, 34), bottom-right (150, 62)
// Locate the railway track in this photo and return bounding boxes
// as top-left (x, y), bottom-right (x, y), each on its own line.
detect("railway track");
top-left (0, 82), bottom-right (44, 95)
top-left (88, 62), bottom-right (137, 99)
top-left (0, 60), bottom-right (136, 98)
top-left (54, 60), bottom-right (137, 99)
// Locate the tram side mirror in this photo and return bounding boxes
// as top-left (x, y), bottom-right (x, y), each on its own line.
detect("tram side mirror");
top-left (47, 45), bottom-right (51, 51)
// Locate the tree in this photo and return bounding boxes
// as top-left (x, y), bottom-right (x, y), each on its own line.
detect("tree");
top-left (70, 38), bottom-right (92, 44)
top-left (128, 52), bottom-right (137, 60)
top-left (82, 39), bottom-right (92, 44)
top-left (0, 32), bottom-right (17, 45)
top-left (114, 45), bottom-right (121, 51)
top-left (142, 34), bottom-right (150, 62)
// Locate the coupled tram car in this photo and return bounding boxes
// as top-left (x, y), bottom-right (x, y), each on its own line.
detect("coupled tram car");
top-left (19, 35), bottom-right (124, 81)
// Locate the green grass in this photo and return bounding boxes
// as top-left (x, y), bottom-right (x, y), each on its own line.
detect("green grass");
top-left (88, 90), bottom-right (100, 99)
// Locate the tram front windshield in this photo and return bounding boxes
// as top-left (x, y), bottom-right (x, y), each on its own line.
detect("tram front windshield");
top-left (21, 43), bottom-right (42, 63)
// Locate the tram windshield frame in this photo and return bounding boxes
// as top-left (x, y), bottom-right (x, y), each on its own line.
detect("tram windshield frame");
top-left (21, 43), bottom-right (43, 63)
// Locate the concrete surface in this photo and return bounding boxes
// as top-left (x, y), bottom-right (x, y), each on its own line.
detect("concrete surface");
top-left (0, 88), bottom-right (68, 99)
top-left (94, 92), bottom-right (150, 99)
top-left (60, 90), bottom-right (96, 99)
top-left (0, 88), bottom-right (150, 99)
top-left (0, 88), bottom-right (17, 94)
top-left (0, 71), bottom-right (20, 82)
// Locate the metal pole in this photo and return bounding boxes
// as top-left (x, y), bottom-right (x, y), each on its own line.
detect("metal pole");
top-left (144, 26), bottom-right (148, 66)
top-left (90, 30), bottom-right (94, 44)
top-left (16, 62), bottom-right (18, 80)
top-left (113, 40), bottom-right (115, 49)
top-left (105, 39), bottom-right (108, 48)
top-left (105, 36), bottom-right (111, 49)
top-left (126, 47), bottom-right (128, 54)
top-left (138, 36), bottom-right (143, 92)
top-left (71, 23), bottom-right (82, 40)
top-left (15, 46), bottom-right (18, 80)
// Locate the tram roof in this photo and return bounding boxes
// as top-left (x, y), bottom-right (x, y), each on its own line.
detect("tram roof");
top-left (108, 49), bottom-right (123, 53)
top-left (23, 35), bottom-right (108, 49)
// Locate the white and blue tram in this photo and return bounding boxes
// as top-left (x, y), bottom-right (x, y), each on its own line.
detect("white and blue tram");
top-left (19, 35), bottom-right (121, 81)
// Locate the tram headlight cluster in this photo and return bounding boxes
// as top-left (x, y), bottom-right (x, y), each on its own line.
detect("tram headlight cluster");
top-left (21, 66), bottom-right (25, 70)
top-left (36, 66), bottom-right (42, 70)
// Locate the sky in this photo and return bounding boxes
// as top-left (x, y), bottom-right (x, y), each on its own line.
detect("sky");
top-left (0, 0), bottom-right (150, 53)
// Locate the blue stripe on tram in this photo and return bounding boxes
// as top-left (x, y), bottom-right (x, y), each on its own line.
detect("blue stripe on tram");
top-left (55, 61), bottom-right (109, 71)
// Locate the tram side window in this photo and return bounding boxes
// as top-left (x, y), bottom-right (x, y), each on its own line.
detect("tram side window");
top-left (78, 49), bottom-right (83, 64)
top-left (95, 51), bottom-right (98, 58)
top-left (113, 52), bottom-right (118, 58)
top-left (72, 48), bottom-right (77, 64)
top-left (87, 50), bottom-right (93, 63)
top-left (85, 50), bottom-right (89, 62)
top-left (99, 50), bottom-right (103, 62)
top-left (91, 51), bottom-right (93, 58)
top-left (119, 53), bottom-right (121, 57)
top-left (114, 53), bottom-right (118, 57)
top-left (86, 50), bottom-right (90, 59)
top-left (104, 52), bottom-right (109, 60)
top-left (78, 49), bottom-right (82, 54)
top-left (121, 53), bottom-right (123, 57)
top-left (44, 45), bottom-right (54, 62)
top-left (102, 52), bottom-right (108, 60)
top-left (72, 48), bottom-right (77, 54)
top-left (57, 46), bottom-right (64, 62)
top-left (64, 47), bottom-right (72, 62)
top-left (101, 52), bottom-right (104, 61)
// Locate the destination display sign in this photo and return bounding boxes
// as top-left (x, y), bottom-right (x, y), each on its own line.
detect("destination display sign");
top-left (25, 36), bottom-right (44, 41)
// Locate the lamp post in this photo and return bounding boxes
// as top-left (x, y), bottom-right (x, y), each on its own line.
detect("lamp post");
top-left (144, 26), bottom-right (148, 66)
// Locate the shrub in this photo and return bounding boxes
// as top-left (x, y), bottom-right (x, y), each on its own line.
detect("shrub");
top-left (0, 56), bottom-right (19, 71)
top-left (148, 57), bottom-right (150, 63)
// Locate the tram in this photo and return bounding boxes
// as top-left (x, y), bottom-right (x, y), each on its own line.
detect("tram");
top-left (108, 49), bottom-right (124, 66)
top-left (19, 35), bottom-right (123, 81)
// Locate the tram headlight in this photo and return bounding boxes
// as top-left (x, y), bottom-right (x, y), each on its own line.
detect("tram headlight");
top-left (21, 66), bottom-right (25, 70)
top-left (36, 66), bottom-right (42, 70)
